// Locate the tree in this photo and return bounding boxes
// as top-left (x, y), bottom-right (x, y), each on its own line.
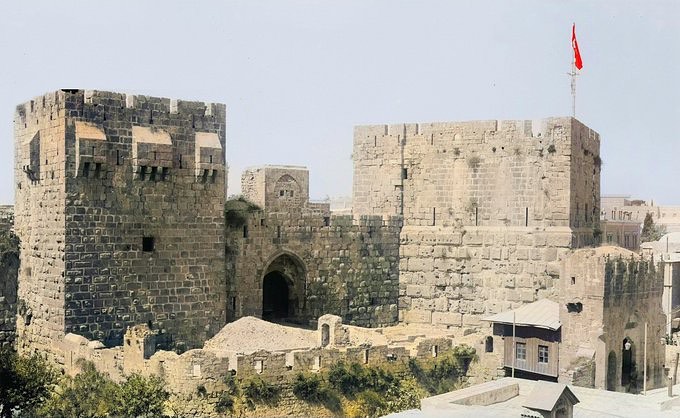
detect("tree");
top-left (640, 213), bottom-right (666, 243)
top-left (115, 373), bottom-right (168, 418)
top-left (0, 348), bottom-right (57, 418)
top-left (38, 361), bottom-right (118, 418)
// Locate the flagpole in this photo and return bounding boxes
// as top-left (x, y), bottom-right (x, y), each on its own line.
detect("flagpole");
top-left (569, 22), bottom-right (580, 119)
top-left (570, 61), bottom-right (576, 118)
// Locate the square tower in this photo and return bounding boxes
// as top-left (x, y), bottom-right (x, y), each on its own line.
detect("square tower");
top-left (14, 90), bottom-right (226, 354)
top-left (352, 117), bottom-right (602, 326)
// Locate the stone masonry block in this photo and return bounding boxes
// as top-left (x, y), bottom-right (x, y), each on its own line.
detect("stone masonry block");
top-left (403, 309), bottom-right (432, 324)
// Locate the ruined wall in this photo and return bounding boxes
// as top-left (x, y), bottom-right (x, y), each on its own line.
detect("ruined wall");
top-left (559, 247), bottom-right (665, 391)
top-left (352, 118), bottom-right (601, 326)
top-left (15, 90), bottom-right (226, 355)
top-left (56, 318), bottom-right (463, 418)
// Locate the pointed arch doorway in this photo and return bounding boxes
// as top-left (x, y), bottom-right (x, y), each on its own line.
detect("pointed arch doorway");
top-left (261, 252), bottom-right (306, 322)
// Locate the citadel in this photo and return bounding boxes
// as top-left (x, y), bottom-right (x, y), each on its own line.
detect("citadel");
top-left (0, 89), bottom-right (672, 415)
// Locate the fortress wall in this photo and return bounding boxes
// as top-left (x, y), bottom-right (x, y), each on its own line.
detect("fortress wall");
top-left (226, 208), bottom-right (402, 327)
top-left (14, 91), bottom-right (68, 357)
top-left (353, 118), bottom-right (601, 325)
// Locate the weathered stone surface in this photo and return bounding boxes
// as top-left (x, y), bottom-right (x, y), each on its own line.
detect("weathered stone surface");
top-left (352, 118), bottom-right (601, 325)
top-left (15, 90), bottom-right (226, 355)
top-left (226, 166), bottom-right (401, 327)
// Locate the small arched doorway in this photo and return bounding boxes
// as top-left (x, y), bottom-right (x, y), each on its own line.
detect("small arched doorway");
top-left (261, 251), bottom-right (306, 323)
top-left (262, 272), bottom-right (291, 321)
top-left (621, 338), bottom-right (635, 389)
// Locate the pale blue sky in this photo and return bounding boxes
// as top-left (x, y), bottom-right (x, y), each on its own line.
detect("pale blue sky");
top-left (1, 1), bottom-right (678, 204)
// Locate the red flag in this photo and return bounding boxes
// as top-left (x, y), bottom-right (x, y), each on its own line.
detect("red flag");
top-left (572, 24), bottom-right (583, 70)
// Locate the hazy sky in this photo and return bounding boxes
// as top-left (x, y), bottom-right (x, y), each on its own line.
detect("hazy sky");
top-left (1, 1), bottom-right (678, 204)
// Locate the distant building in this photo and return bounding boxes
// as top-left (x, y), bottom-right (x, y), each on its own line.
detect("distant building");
top-left (600, 195), bottom-right (641, 251)
top-left (0, 205), bottom-right (13, 233)
top-left (601, 196), bottom-right (680, 249)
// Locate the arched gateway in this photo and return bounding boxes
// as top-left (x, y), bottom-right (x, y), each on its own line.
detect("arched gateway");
top-left (261, 252), bottom-right (306, 322)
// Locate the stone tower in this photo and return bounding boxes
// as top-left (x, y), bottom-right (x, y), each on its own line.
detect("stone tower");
top-left (352, 118), bottom-right (601, 325)
top-left (14, 90), bottom-right (226, 355)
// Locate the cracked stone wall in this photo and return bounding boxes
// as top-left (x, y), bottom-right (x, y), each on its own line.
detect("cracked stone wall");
top-left (226, 166), bottom-right (401, 327)
top-left (15, 90), bottom-right (226, 357)
top-left (352, 117), bottom-right (601, 326)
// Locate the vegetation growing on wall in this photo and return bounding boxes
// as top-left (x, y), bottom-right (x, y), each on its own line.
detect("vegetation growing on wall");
top-left (288, 345), bottom-right (476, 418)
top-left (1, 355), bottom-right (168, 418)
top-left (0, 344), bottom-right (476, 418)
top-left (224, 197), bottom-right (261, 228)
top-left (604, 254), bottom-right (662, 299)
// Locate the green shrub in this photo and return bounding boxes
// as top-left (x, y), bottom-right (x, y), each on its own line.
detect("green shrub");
top-left (0, 347), bottom-right (57, 418)
top-left (407, 347), bottom-right (475, 396)
top-left (292, 373), bottom-right (323, 402)
top-left (215, 374), bottom-right (242, 415)
top-left (115, 373), bottom-right (168, 418)
top-left (215, 392), bottom-right (235, 414)
top-left (242, 377), bottom-right (281, 407)
top-left (39, 361), bottom-right (119, 418)
top-left (292, 373), bottom-right (342, 412)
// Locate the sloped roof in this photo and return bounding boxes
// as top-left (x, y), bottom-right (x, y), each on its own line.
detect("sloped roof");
top-left (481, 299), bottom-right (560, 331)
top-left (522, 382), bottom-right (579, 412)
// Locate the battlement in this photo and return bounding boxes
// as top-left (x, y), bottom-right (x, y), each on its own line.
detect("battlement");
top-left (353, 117), bottom-right (599, 148)
top-left (15, 89), bottom-right (225, 126)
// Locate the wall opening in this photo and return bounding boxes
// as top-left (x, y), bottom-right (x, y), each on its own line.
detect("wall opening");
top-left (261, 252), bottom-right (306, 323)
top-left (142, 236), bottom-right (155, 252)
top-left (621, 338), bottom-right (635, 387)
top-left (485, 336), bottom-right (494, 353)
top-left (431, 345), bottom-right (439, 358)
top-left (566, 302), bottom-right (583, 313)
top-left (262, 272), bottom-right (290, 322)
top-left (321, 324), bottom-right (330, 347)
top-left (525, 207), bottom-right (529, 226)
top-left (243, 225), bottom-right (249, 238)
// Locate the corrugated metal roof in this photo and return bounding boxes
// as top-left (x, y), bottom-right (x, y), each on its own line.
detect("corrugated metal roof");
top-left (481, 299), bottom-right (560, 331)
